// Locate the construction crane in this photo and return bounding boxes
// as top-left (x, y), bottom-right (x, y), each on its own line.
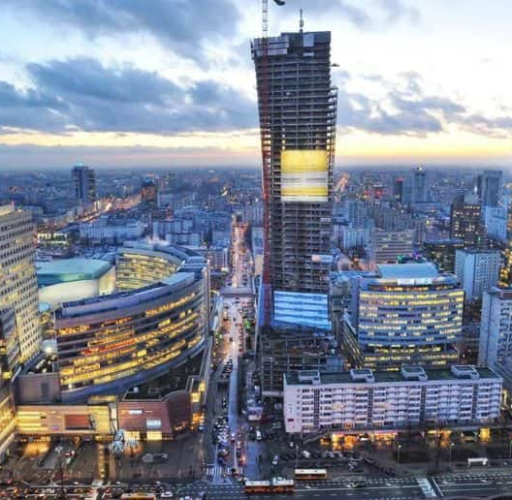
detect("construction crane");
top-left (259, 0), bottom-right (285, 327)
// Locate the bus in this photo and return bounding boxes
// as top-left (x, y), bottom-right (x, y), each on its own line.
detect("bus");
top-left (244, 480), bottom-right (271, 494)
top-left (244, 478), bottom-right (295, 495)
top-left (271, 478), bottom-right (295, 493)
top-left (294, 469), bottom-right (327, 480)
top-left (467, 457), bottom-right (488, 467)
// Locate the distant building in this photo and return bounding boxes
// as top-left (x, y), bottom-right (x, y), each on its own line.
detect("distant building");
top-left (344, 263), bottom-right (462, 370)
top-left (423, 239), bottom-right (464, 273)
top-left (72, 164), bottom-right (96, 204)
top-left (0, 205), bottom-right (42, 364)
top-left (450, 194), bottom-right (485, 247)
top-left (370, 228), bottom-right (414, 265)
top-left (455, 248), bottom-right (501, 302)
top-left (482, 205), bottom-right (507, 242)
top-left (477, 170), bottom-right (502, 208)
top-left (393, 177), bottom-right (404, 204)
top-left (413, 166), bottom-right (427, 204)
top-left (283, 366), bottom-right (502, 434)
top-left (79, 217), bottom-right (145, 244)
top-left (141, 178), bottom-right (158, 204)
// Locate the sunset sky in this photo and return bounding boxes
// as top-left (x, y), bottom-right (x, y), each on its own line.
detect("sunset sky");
top-left (0, 0), bottom-right (511, 169)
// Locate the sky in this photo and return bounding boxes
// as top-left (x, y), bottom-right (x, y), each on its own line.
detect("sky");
top-left (0, 0), bottom-right (511, 170)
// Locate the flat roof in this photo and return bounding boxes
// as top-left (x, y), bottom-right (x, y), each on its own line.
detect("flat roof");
top-left (378, 263), bottom-right (439, 280)
top-left (285, 366), bottom-right (500, 386)
top-left (37, 258), bottom-right (112, 285)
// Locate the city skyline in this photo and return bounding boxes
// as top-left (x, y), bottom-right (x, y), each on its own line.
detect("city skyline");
top-left (0, 0), bottom-right (511, 169)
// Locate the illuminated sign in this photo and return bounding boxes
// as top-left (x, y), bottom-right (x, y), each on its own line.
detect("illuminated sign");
top-left (396, 278), bottom-right (433, 286)
top-left (128, 409), bottom-right (143, 415)
top-left (281, 150), bottom-right (329, 202)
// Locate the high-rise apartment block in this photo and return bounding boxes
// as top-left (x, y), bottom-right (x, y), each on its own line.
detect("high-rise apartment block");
top-left (344, 263), bottom-right (462, 370)
top-left (72, 164), bottom-right (96, 204)
top-left (0, 205), bottom-right (41, 364)
top-left (370, 228), bottom-right (414, 265)
top-left (455, 248), bottom-right (501, 302)
top-left (283, 366), bottom-right (502, 434)
top-left (252, 30), bottom-right (337, 328)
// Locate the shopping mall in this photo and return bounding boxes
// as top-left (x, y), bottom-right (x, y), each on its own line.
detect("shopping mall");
top-left (14, 242), bottom-right (211, 441)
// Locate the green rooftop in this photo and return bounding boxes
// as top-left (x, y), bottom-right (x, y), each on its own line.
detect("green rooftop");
top-left (37, 258), bottom-right (113, 286)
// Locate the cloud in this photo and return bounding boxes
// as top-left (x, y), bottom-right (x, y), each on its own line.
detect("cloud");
top-left (0, 58), bottom-right (257, 134)
top-left (1, 0), bottom-right (241, 64)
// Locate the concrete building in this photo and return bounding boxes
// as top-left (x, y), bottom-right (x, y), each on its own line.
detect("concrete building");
top-left (283, 365), bottom-right (502, 434)
top-left (0, 205), bottom-right (42, 364)
top-left (370, 228), bottom-right (414, 265)
top-left (72, 164), bottom-right (96, 204)
top-left (450, 194), bottom-right (485, 248)
top-left (455, 248), bottom-right (501, 302)
top-left (252, 30), bottom-right (337, 327)
top-left (37, 258), bottom-right (116, 308)
top-left (344, 263), bottom-right (462, 370)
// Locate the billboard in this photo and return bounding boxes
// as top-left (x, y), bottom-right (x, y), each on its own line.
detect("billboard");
top-left (281, 150), bottom-right (329, 202)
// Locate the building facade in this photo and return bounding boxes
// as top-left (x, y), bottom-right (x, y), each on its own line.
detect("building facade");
top-left (423, 239), bottom-right (465, 273)
top-left (0, 205), bottom-right (42, 364)
top-left (344, 263), bottom-right (462, 370)
top-left (455, 248), bottom-right (501, 302)
top-left (283, 366), bottom-right (502, 434)
top-left (370, 228), bottom-right (414, 266)
top-left (54, 245), bottom-right (209, 402)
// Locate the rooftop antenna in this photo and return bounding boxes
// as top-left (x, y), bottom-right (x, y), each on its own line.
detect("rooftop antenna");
top-left (299, 8), bottom-right (304, 32)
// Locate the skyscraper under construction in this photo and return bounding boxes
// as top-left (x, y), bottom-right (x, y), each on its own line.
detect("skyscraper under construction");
top-left (252, 30), bottom-right (337, 330)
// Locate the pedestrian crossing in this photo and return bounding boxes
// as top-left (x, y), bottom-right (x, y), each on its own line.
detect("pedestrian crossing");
top-left (205, 463), bottom-right (226, 478)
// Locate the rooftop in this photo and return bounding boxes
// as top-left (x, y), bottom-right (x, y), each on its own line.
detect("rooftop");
top-left (377, 262), bottom-right (439, 280)
top-left (37, 258), bottom-right (112, 285)
top-left (285, 366), bottom-right (500, 386)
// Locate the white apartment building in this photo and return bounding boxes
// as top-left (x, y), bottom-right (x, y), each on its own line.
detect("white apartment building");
top-left (370, 228), bottom-right (414, 266)
top-left (283, 365), bottom-right (502, 434)
top-left (79, 217), bottom-right (145, 244)
top-left (0, 205), bottom-right (42, 363)
top-left (455, 248), bottom-right (501, 302)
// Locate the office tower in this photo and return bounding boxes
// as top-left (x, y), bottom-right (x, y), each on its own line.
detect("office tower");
top-left (413, 166), bottom-right (427, 203)
top-left (370, 228), bottom-right (414, 265)
top-left (423, 239), bottom-right (464, 273)
top-left (72, 164), bottom-right (96, 204)
top-left (477, 170), bottom-right (502, 207)
top-left (450, 193), bottom-right (485, 247)
top-left (393, 177), bottom-right (404, 203)
top-left (0, 205), bottom-right (42, 364)
top-left (344, 263), bottom-right (462, 370)
top-left (252, 30), bottom-right (337, 328)
top-left (482, 205), bottom-right (507, 242)
top-left (455, 248), bottom-right (501, 302)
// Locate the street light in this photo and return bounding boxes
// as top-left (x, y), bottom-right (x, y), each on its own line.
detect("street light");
top-left (508, 437), bottom-right (512, 460)
top-left (448, 442), bottom-right (454, 466)
top-left (396, 444), bottom-right (402, 465)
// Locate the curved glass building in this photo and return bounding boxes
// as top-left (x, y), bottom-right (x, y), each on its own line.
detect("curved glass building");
top-left (54, 244), bottom-right (209, 402)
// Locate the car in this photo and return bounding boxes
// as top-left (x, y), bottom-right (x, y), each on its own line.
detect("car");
top-left (161, 492), bottom-right (174, 498)
top-left (198, 424), bottom-right (204, 432)
top-left (272, 455), bottom-right (279, 466)
top-left (256, 430), bottom-right (262, 441)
